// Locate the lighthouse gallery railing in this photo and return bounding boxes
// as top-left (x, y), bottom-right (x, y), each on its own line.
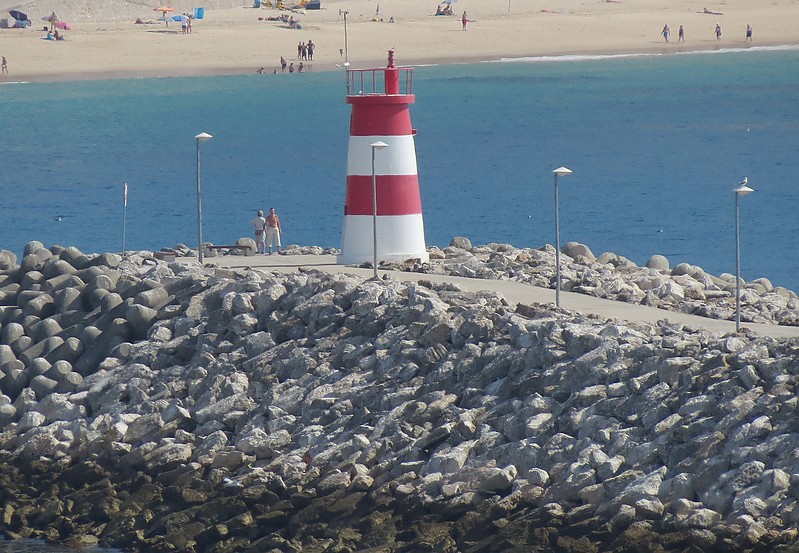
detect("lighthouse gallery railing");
top-left (346, 67), bottom-right (414, 97)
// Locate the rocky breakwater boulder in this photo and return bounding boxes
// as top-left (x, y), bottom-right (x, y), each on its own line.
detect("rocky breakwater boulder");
top-left (1, 254), bottom-right (799, 551)
top-left (0, 242), bottom-right (213, 416)
top-left (397, 238), bottom-right (799, 327)
top-left (158, 241), bottom-right (339, 259)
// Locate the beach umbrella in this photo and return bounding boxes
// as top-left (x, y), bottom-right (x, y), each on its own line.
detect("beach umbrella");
top-left (55, 21), bottom-right (71, 30)
top-left (153, 6), bottom-right (174, 25)
top-left (9, 9), bottom-right (28, 21)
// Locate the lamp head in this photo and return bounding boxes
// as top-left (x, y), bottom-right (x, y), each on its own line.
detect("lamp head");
top-left (734, 177), bottom-right (753, 196)
top-left (370, 140), bottom-right (389, 150)
top-left (195, 132), bottom-right (213, 142)
top-left (553, 166), bottom-right (572, 177)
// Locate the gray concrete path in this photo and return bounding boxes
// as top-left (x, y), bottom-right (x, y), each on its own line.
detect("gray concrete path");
top-left (195, 253), bottom-right (799, 339)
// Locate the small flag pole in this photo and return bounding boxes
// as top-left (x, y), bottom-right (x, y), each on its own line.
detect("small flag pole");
top-left (122, 182), bottom-right (128, 255)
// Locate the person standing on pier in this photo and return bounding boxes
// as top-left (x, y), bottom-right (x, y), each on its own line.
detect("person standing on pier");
top-left (265, 207), bottom-right (283, 254)
top-left (251, 210), bottom-right (267, 253)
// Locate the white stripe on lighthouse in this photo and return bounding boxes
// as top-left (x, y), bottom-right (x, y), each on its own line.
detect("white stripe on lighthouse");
top-left (347, 135), bottom-right (418, 176)
top-left (338, 214), bottom-right (428, 265)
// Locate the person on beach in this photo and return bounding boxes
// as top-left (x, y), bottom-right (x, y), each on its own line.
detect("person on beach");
top-left (678, 25), bottom-right (685, 42)
top-left (298, 62), bottom-right (304, 72)
top-left (48, 11), bottom-right (57, 32)
top-left (265, 207), bottom-right (282, 254)
top-left (256, 66), bottom-right (265, 74)
top-left (301, 42), bottom-right (307, 60)
top-left (187, 16), bottom-right (192, 33)
top-left (715, 23), bottom-right (722, 40)
top-left (251, 210), bottom-right (267, 253)
top-left (280, 56), bottom-right (288, 73)
top-left (298, 41), bottom-right (303, 58)
top-left (307, 39), bottom-right (314, 60)
top-left (1, 56), bottom-right (8, 75)
top-left (461, 11), bottom-right (468, 30)
top-left (289, 62), bottom-right (295, 73)
top-left (746, 24), bottom-right (753, 42)
top-left (661, 24), bottom-right (670, 42)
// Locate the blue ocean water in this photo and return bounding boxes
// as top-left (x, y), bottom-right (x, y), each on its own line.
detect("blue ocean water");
top-left (1, 47), bottom-right (798, 290)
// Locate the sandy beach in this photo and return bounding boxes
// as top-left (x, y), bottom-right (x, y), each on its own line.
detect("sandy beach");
top-left (0, 0), bottom-right (798, 82)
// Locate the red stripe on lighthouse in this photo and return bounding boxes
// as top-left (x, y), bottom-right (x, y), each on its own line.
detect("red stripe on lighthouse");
top-left (348, 97), bottom-right (416, 136)
top-left (344, 175), bottom-right (422, 215)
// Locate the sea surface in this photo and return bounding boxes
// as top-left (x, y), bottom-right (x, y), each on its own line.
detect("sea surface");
top-left (1, 46), bottom-right (799, 552)
top-left (1, 47), bottom-right (799, 294)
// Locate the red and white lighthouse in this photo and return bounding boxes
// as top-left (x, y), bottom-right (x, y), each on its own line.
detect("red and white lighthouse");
top-left (337, 51), bottom-right (429, 265)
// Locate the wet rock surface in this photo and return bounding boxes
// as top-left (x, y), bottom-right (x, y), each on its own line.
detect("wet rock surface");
top-left (1, 241), bottom-right (799, 552)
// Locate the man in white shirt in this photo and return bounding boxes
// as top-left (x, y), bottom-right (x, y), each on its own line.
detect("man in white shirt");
top-left (250, 210), bottom-right (266, 253)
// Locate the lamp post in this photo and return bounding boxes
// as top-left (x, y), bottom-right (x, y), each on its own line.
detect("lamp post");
top-left (342, 10), bottom-right (349, 65)
top-left (734, 177), bottom-right (753, 332)
top-left (370, 140), bottom-right (389, 279)
top-left (122, 182), bottom-right (128, 255)
top-left (195, 132), bottom-right (213, 264)
top-left (342, 10), bottom-right (350, 94)
top-left (552, 166), bottom-right (572, 308)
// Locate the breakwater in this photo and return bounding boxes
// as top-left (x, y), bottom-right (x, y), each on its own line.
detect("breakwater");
top-left (1, 241), bottom-right (799, 552)
top-left (393, 237), bottom-right (799, 328)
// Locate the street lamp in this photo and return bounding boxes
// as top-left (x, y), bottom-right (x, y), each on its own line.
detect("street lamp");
top-left (342, 10), bottom-right (349, 65)
top-left (122, 182), bottom-right (128, 255)
top-left (195, 132), bottom-right (213, 264)
top-left (734, 177), bottom-right (753, 332)
top-left (342, 10), bottom-right (351, 94)
top-left (371, 141), bottom-right (389, 279)
top-left (552, 166), bottom-right (572, 308)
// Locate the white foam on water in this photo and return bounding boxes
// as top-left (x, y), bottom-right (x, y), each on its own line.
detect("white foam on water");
top-left (493, 44), bottom-right (799, 64)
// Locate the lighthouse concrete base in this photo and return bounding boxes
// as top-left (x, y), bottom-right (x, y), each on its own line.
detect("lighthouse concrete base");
top-left (337, 214), bottom-right (429, 265)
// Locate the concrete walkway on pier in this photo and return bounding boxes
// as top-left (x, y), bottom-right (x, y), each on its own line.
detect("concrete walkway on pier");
top-left (196, 253), bottom-right (799, 340)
